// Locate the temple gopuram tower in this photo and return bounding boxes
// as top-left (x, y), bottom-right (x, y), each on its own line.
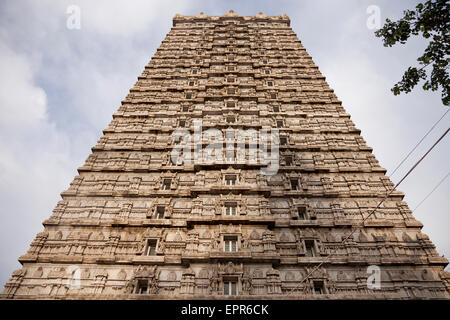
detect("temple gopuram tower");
top-left (2, 10), bottom-right (449, 299)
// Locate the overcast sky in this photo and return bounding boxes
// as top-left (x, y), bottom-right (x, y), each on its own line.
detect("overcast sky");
top-left (0, 0), bottom-right (448, 288)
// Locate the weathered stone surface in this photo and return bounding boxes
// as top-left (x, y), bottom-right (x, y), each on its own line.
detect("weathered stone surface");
top-left (2, 10), bottom-right (449, 300)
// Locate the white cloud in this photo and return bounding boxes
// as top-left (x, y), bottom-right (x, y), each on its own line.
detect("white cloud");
top-left (0, 0), bottom-right (448, 290)
top-left (0, 39), bottom-right (76, 287)
top-left (312, 3), bottom-right (450, 268)
top-left (64, 0), bottom-right (189, 36)
top-left (0, 42), bottom-right (47, 127)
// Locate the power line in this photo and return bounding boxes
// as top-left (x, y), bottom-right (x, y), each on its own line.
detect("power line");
top-left (412, 172), bottom-right (450, 213)
top-left (291, 126), bottom-right (450, 293)
top-left (389, 108), bottom-right (449, 179)
top-left (392, 127), bottom-right (449, 188)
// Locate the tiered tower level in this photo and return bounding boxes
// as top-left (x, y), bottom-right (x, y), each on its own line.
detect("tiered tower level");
top-left (3, 11), bottom-right (449, 299)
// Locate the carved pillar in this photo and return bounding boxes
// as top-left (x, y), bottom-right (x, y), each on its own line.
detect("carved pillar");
top-left (259, 199), bottom-right (269, 216)
top-left (28, 232), bottom-right (48, 256)
top-left (262, 231), bottom-right (276, 254)
top-left (192, 198), bottom-right (202, 215)
top-left (50, 201), bottom-right (68, 222)
top-left (180, 268), bottom-right (196, 294)
top-left (1, 269), bottom-right (26, 298)
top-left (266, 268), bottom-right (281, 294)
top-left (185, 230), bottom-right (199, 254)
top-left (119, 203), bottom-right (132, 219)
top-left (102, 234), bottom-right (120, 258)
top-left (93, 272), bottom-right (108, 295)
top-left (331, 202), bottom-right (344, 220)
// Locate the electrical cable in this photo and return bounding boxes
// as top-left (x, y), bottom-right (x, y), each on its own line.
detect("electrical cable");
top-left (412, 172), bottom-right (450, 213)
top-left (291, 126), bottom-right (450, 292)
top-left (389, 109), bottom-right (449, 179)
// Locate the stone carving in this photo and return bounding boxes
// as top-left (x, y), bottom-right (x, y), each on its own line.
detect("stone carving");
top-left (250, 230), bottom-right (261, 240)
top-left (241, 270), bottom-right (253, 295)
top-left (209, 268), bottom-right (220, 294)
top-left (33, 267), bottom-right (43, 278)
top-left (2, 11), bottom-right (449, 300)
top-left (285, 271), bottom-right (295, 281)
top-left (117, 269), bottom-right (127, 280)
top-left (127, 266), bottom-right (160, 294)
top-left (167, 271), bottom-right (177, 281)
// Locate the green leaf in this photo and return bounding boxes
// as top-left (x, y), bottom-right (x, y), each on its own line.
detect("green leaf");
top-left (376, 0), bottom-right (449, 106)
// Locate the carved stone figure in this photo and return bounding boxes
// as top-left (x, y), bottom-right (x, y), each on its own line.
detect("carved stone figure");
top-left (2, 10), bottom-right (449, 301)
